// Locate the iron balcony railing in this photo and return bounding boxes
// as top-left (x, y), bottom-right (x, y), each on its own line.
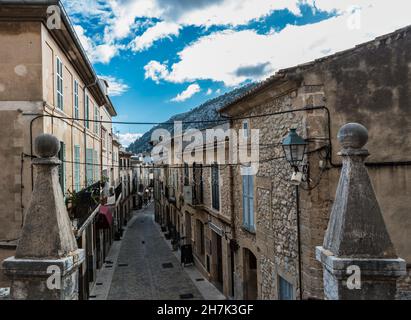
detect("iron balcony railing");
top-left (70, 181), bottom-right (101, 228)
top-left (192, 181), bottom-right (203, 205)
top-left (192, 164), bottom-right (203, 205)
top-left (164, 186), bottom-right (169, 199)
top-left (115, 183), bottom-right (122, 200)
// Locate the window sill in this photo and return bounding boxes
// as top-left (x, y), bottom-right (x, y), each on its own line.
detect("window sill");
top-left (241, 225), bottom-right (256, 235)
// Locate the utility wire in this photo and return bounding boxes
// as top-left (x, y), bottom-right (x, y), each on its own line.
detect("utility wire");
top-left (58, 155), bottom-right (286, 170)
top-left (23, 106), bottom-right (328, 126)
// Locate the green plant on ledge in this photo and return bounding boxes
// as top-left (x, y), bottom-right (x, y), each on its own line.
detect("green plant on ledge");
top-left (101, 175), bottom-right (110, 187)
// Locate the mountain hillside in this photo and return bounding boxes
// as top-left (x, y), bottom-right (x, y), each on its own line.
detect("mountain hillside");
top-left (127, 83), bottom-right (255, 154)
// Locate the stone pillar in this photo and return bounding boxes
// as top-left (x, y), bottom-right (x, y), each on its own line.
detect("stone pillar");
top-left (316, 123), bottom-right (406, 300)
top-left (2, 134), bottom-right (84, 300)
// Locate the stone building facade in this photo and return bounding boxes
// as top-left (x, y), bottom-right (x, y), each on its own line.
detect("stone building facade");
top-left (219, 25), bottom-right (411, 300)
top-left (153, 25), bottom-right (411, 300)
top-left (119, 149), bottom-right (134, 227)
top-left (0, 1), bottom-right (125, 297)
top-left (153, 126), bottom-right (237, 297)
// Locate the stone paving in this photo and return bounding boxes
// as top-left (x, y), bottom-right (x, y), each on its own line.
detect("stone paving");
top-left (107, 204), bottom-right (203, 300)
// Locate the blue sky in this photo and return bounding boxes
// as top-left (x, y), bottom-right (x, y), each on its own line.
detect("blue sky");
top-left (62, 0), bottom-right (411, 146)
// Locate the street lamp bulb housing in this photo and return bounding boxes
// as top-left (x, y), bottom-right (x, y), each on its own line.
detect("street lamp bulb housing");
top-left (282, 128), bottom-right (307, 169)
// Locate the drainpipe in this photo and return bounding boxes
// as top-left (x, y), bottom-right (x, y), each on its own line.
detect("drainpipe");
top-left (228, 119), bottom-right (237, 298)
top-left (295, 185), bottom-right (303, 300)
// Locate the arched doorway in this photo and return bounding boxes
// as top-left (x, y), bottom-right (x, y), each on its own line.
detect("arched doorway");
top-left (243, 248), bottom-right (258, 300)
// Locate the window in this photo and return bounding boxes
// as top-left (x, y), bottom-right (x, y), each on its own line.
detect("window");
top-left (211, 163), bottom-right (220, 211)
top-left (56, 57), bottom-right (64, 110)
top-left (184, 163), bottom-right (189, 186)
top-left (85, 95), bottom-right (90, 129)
top-left (93, 150), bottom-right (99, 182)
top-left (242, 120), bottom-right (249, 139)
top-left (278, 276), bottom-right (294, 300)
top-left (94, 105), bottom-right (100, 135)
top-left (58, 141), bottom-right (66, 195)
top-left (102, 129), bottom-right (107, 149)
top-left (196, 220), bottom-right (205, 256)
top-left (74, 145), bottom-right (80, 192)
top-left (242, 168), bottom-right (255, 231)
top-left (193, 163), bottom-right (203, 205)
top-left (86, 148), bottom-right (93, 186)
top-left (74, 80), bottom-right (79, 119)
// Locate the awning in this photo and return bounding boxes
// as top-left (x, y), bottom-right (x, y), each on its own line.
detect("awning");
top-left (96, 205), bottom-right (113, 229)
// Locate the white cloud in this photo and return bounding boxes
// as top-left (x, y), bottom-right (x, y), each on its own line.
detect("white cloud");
top-left (171, 0), bottom-right (302, 27)
top-left (74, 25), bottom-right (120, 64)
top-left (171, 83), bottom-right (201, 102)
top-left (67, 0), bottom-right (311, 60)
top-left (144, 1), bottom-right (411, 86)
top-left (130, 21), bottom-right (181, 52)
top-left (144, 60), bottom-right (170, 83)
top-left (63, 0), bottom-right (111, 19)
top-left (100, 0), bottom-right (305, 44)
top-left (99, 75), bottom-right (130, 96)
top-left (93, 44), bottom-right (121, 64)
top-left (206, 88), bottom-right (213, 95)
top-left (119, 133), bottom-right (143, 147)
top-left (67, 0), bottom-right (411, 67)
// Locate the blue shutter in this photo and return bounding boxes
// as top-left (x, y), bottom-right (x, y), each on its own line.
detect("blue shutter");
top-left (211, 164), bottom-right (220, 211)
top-left (242, 169), bottom-right (254, 231)
top-left (279, 277), bottom-right (294, 300)
top-left (74, 145), bottom-right (80, 192)
top-left (249, 175), bottom-right (254, 230)
top-left (93, 150), bottom-right (98, 183)
top-left (86, 148), bottom-right (93, 186)
top-left (242, 175), bottom-right (249, 227)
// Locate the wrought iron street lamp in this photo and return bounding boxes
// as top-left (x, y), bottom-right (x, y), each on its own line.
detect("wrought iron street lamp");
top-left (282, 128), bottom-right (307, 171)
top-left (281, 128), bottom-right (307, 300)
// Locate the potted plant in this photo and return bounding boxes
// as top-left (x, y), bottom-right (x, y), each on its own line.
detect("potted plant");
top-left (101, 175), bottom-right (109, 188)
top-left (65, 189), bottom-right (80, 219)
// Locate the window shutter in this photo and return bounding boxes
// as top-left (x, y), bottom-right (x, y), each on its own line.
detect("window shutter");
top-left (85, 96), bottom-right (89, 128)
top-left (58, 142), bottom-right (66, 195)
top-left (93, 150), bottom-right (98, 183)
top-left (86, 148), bottom-right (93, 186)
top-left (242, 175), bottom-right (249, 227)
top-left (211, 164), bottom-right (220, 211)
top-left (249, 175), bottom-right (254, 229)
top-left (74, 146), bottom-right (80, 192)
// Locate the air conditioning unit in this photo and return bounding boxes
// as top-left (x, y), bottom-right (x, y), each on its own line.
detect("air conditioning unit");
top-left (184, 186), bottom-right (193, 205)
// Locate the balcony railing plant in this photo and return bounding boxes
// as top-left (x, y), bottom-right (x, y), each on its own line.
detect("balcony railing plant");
top-left (66, 181), bottom-right (101, 228)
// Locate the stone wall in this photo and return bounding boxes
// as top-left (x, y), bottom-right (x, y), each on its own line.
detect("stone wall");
top-left (230, 86), bottom-right (306, 299)
top-left (397, 267), bottom-right (411, 300)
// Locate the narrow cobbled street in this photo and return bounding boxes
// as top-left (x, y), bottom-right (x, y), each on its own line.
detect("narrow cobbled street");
top-left (101, 203), bottom-right (220, 300)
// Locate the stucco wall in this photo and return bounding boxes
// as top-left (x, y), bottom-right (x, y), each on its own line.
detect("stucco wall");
top-left (0, 22), bottom-right (42, 101)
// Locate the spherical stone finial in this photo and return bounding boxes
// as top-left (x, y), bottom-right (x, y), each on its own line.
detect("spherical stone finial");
top-left (337, 123), bottom-right (368, 149)
top-left (34, 134), bottom-right (60, 158)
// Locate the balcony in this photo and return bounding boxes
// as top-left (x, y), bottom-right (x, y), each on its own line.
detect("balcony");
top-left (168, 186), bottom-right (176, 204)
top-left (183, 182), bottom-right (203, 206)
top-left (192, 182), bottom-right (203, 206)
top-left (68, 182), bottom-right (101, 231)
top-left (115, 183), bottom-right (122, 201)
top-left (164, 186), bottom-right (169, 199)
